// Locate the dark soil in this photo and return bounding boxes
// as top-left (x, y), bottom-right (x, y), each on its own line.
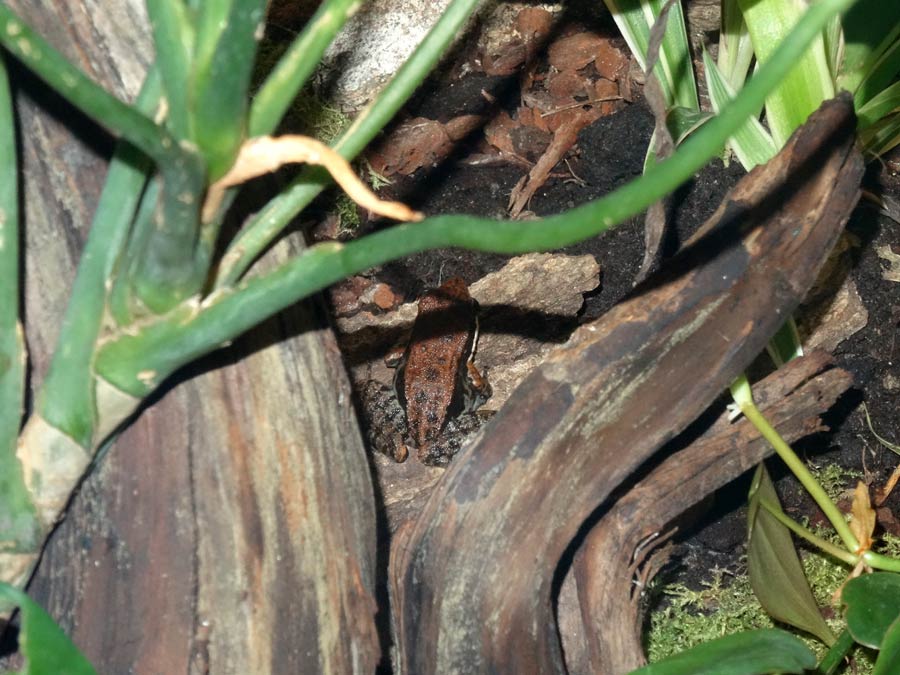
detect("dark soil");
top-left (332, 12), bottom-right (900, 661)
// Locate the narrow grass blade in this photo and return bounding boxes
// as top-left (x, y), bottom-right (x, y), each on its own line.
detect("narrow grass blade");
top-left (627, 629), bottom-right (815, 674)
top-left (0, 583), bottom-right (97, 674)
top-left (604, 0), bottom-right (698, 111)
top-left (852, 36), bottom-right (900, 111)
top-left (747, 465), bottom-right (836, 646)
top-left (703, 49), bottom-right (776, 169)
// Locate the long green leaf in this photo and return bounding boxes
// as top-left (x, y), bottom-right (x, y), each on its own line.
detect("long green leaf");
top-left (843, 573), bottom-right (900, 648)
top-left (627, 629), bottom-right (815, 675)
top-left (0, 583), bottom-right (97, 674)
top-left (0, 5), bottom-right (178, 170)
top-left (747, 465), bottom-right (836, 645)
top-left (36, 70), bottom-right (159, 448)
top-left (249, 0), bottom-right (362, 137)
top-left (216, 0), bottom-right (486, 286)
top-left (0, 51), bottom-right (37, 551)
top-left (717, 0), bottom-right (754, 90)
top-left (191, 0), bottom-right (267, 179)
top-left (859, 111), bottom-right (900, 157)
top-left (703, 49), bottom-right (776, 169)
top-left (738, 0), bottom-right (835, 145)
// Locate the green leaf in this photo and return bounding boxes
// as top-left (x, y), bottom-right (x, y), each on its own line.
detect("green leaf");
top-left (147, 0), bottom-right (195, 140)
top-left (843, 573), bottom-right (900, 648)
top-left (191, 0), bottom-right (267, 179)
top-left (874, 615), bottom-right (900, 675)
top-left (666, 106), bottom-right (712, 145)
top-left (859, 111), bottom-right (900, 158)
top-left (703, 49), bottom-right (776, 169)
top-left (0, 583), bottom-right (97, 674)
top-left (857, 80), bottom-right (900, 129)
top-left (0, 51), bottom-right (38, 551)
top-left (602, 0), bottom-right (699, 111)
top-left (747, 465), bottom-right (836, 645)
top-left (738, 0), bottom-right (835, 145)
top-left (628, 629), bottom-right (816, 674)
top-left (838, 0), bottom-right (900, 100)
top-left (718, 0), bottom-right (754, 91)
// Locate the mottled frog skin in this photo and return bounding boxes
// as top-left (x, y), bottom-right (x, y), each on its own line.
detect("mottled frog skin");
top-left (364, 277), bottom-right (492, 466)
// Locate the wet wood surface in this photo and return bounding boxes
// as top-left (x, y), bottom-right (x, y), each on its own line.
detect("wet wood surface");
top-left (390, 96), bottom-right (863, 674)
top-left (11, 2), bottom-right (380, 672)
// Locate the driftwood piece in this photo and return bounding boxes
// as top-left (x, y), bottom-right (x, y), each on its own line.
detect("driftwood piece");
top-left (390, 96), bottom-right (863, 674)
top-left (11, 3), bottom-right (379, 672)
top-left (570, 351), bottom-right (853, 674)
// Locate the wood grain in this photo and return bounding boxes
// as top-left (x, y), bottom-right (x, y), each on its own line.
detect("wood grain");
top-left (10, 3), bottom-right (380, 672)
top-left (390, 95), bottom-right (863, 674)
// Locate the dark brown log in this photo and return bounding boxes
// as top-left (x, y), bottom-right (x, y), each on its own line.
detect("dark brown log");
top-left (390, 96), bottom-right (863, 674)
top-left (11, 2), bottom-right (380, 672)
top-left (571, 351), bottom-right (853, 674)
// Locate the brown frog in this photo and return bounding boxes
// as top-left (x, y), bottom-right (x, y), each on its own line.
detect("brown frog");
top-left (364, 277), bottom-right (492, 466)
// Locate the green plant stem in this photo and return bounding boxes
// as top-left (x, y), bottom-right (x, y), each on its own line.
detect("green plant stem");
top-left (863, 551), bottom-right (900, 573)
top-left (0, 50), bottom-right (37, 548)
top-left (816, 629), bottom-right (856, 675)
top-left (739, 392), bottom-right (859, 553)
top-left (216, 0), bottom-right (859, 288)
top-left (248, 0), bottom-right (361, 137)
top-left (215, 0), bottom-right (485, 287)
top-left (36, 69), bottom-right (159, 447)
top-left (756, 496), bottom-right (857, 565)
top-left (0, 5), bottom-right (178, 170)
top-left (191, 0), bottom-right (266, 179)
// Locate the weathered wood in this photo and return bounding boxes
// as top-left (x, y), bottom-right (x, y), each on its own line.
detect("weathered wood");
top-left (390, 96), bottom-right (863, 674)
top-left (571, 351), bottom-right (853, 674)
top-left (11, 3), bottom-right (380, 672)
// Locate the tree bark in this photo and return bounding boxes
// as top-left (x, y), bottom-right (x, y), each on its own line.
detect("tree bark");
top-left (11, 2), bottom-right (380, 672)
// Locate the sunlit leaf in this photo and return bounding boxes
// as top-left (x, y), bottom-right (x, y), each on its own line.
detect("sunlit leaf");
top-left (843, 573), bottom-right (900, 648)
top-left (628, 629), bottom-right (816, 675)
top-left (748, 465), bottom-right (836, 645)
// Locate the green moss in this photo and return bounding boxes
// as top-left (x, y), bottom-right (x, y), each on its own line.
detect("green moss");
top-left (645, 523), bottom-right (889, 672)
top-left (809, 462), bottom-right (863, 502)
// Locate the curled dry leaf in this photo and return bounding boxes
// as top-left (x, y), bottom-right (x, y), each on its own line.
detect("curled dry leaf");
top-left (850, 481), bottom-right (876, 554)
top-left (204, 135), bottom-right (423, 222)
